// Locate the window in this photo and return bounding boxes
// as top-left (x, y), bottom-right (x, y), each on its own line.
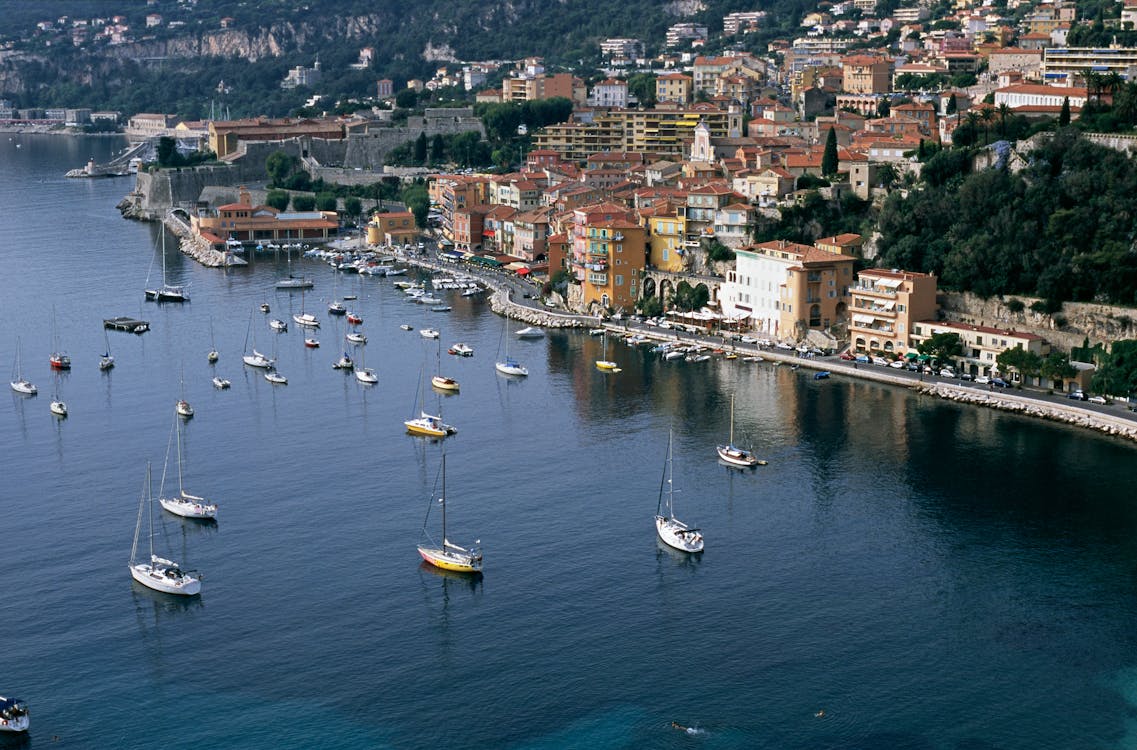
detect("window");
top-left (615, 274), bottom-right (624, 286)
top-left (897, 304), bottom-right (905, 312)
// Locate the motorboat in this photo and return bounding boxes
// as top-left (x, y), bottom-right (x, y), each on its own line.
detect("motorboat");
top-left (431, 305), bottom-right (453, 312)
top-left (431, 375), bottom-right (460, 392)
top-left (243, 349), bottom-right (274, 368)
top-left (448, 343), bottom-right (474, 357)
top-left (276, 275), bottom-right (314, 289)
top-left (269, 318), bottom-right (288, 332)
top-left (354, 367), bottom-right (378, 384)
top-left (515, 326), bottom-right (544, 339)
top-left (814, 371), bottom-right (831, 380)
top-left (596, 360), bottom-right (619, 371)
top-left (328, 300), bottom-right (347, 316)
top-left (420, 328), bottom-right (440, 339)
top-left (405, 411), bottom-right (458, 437)
top-left (346, 332), bottom-right (367, 345)
top-left (260, 302), bottom-right (271, 313)
top-left (400, 324), bottom-right (413, 331)
top-left (0, 696), bottom-right (29, 733)
top-left (304, 337), bottom-right (320, 348)
top-left (49, 352), bottom-right (71, 370)
top-left (129, 463), bottom-right (202, 596)
top-left (333, 353), bottom-right (354, 370)
top-left (589, 328), bottom-right (605, 336)
top-left (212, 376), bottom-right (231, 389)
top-left (264, 370), bottom-right (288, 384)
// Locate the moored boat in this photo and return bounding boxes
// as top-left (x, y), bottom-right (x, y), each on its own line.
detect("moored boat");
top-left (129, 463), bottom-right (202, 596)
top-left (212, 376), bottom-right (231, 389)
top-left (716, 394), bottom-right (762, 468)
top-left (0, 696), bottom-right (29, 733)
top-left (655, 429), bottom-right (704, 553)
top-left (417, 451), bottom-right (482, 574)
top-left (264, 370), bottom-right (287, 384)
top-left (448, 343), bottom-right (474, 357)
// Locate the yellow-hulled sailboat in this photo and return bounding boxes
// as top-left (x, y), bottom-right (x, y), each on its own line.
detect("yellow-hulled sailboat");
top-left (417, 452), bottom-right (482, 574)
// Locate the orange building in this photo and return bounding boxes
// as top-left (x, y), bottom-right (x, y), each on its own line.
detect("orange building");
top-left (192, 186), bottom-right (338, 244)
top-left (580, 219), bottom-right (646, 312)
top-left (367, 211), bottom-right (419, 247)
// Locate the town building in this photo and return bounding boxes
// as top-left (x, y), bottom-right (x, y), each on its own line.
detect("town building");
top-left (848, 269), bottom-right (938, 355)
top-left (192, 187), bottom-right (339, 245)
top-left (909, 320), bottom-right (1049, 379)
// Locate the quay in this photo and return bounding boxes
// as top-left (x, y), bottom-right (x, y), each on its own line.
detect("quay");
top-left (103, 316), bottom-right (150, 333)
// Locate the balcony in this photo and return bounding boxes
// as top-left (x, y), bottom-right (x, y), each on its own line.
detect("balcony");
top-left (852, 282), bottom-right (897, 297)
top-left (584, 260), bottom-right (608, 272)
top-left (587, 273), bottom-right (608, 285)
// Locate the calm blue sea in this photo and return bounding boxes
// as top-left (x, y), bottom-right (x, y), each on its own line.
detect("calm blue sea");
top-left (2, 134), bottom-right (1137, 750)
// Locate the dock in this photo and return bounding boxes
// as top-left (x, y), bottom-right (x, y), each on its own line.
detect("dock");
top-left (104, 317), bottom-right (150, 334)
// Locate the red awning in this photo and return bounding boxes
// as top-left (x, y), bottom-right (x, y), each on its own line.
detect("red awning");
top-left (516, 267), bottom-right (531, 275)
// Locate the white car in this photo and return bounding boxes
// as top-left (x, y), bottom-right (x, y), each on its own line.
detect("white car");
top-left (740, 335), bottom-right (757, 344)
top-left (889, 360), bottom-right (905, 369)
top-left (872, 356), bottom-right (889, 366)
top-left (658, 321), bottom-right (672, 329)
top-left (939, 368), bottom-right (956, 378)
top-left (1088, 395), bottom-right (1110, 405)
top-left (974, 376), bottom-right (990, 384)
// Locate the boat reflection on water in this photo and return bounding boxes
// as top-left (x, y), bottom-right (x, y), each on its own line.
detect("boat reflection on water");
top-left (418, 560), bottom-right (483, 590)
top-left (655, 539), bottom-right (704, 569)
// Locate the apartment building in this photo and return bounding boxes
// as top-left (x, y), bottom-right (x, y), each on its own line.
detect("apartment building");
top-left (848, 269), bottom-right (938, 355)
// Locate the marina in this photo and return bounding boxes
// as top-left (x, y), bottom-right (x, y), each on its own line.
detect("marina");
top-left (3, 134), bottom-right (1137, 749)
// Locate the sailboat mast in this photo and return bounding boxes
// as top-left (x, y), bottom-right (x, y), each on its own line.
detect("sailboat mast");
top-left (130, 465), bottom-right (148, 563)
top-left (176, 417), bottom-right (185, 494)
top-left (729, 394), bottom-right (736, 445)
top-left (440, 451), bottom-right (447, 545)
top-left (147, 463), bottom-right (155, 560)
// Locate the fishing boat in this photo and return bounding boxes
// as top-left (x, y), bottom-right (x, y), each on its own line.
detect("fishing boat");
top-left (212, 376), bottom-right (231, 389)
top-left (516, 326), bottom-right (545, 339)
top-left (448, 343), bottom-right (474, 357)
top-left (716, 394), bottom-right (762, 468)
top-left (417, 451), bottom-right (482, 574)
top-left (269, 318), bottom-right (288, 332)
top-left (158, 411), bottom-right (217, 519)
top-left (655, 429), bottom-right (704, 553)
top-left (346, 331), bottom-right (367, 345)
top-left (9, 337), bottom-right (36, 395)
top-left (333, 352), bottom-right (354, 370)
top-left (129, 463), bottom-right (201, 595)
top-left (144, 228), bottom-right (189, 302)
top-left (0, 696), bottom-right (29, 733)
top-left (264, 369), bottom-right (288, 385)
top-left (420, 328), bottom-right (440, 339)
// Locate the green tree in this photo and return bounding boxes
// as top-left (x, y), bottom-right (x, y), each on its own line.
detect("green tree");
top-left (670, 281), bottom-right (709, 311)
top-left (996, 347), bottom-right (1043, 382)
top-left (266, 151), bottom-right (297, 187)
top-left (156, 136), bottom-right (180, 168)
top-left (316, 192), bottom-right (338, 212)
top-left (946, 94), bottom-right (957, 115)
top-left (637, 295), bottom-right (664, 318)
top-left (1059, 97), bottom-right (1071, 127)
top-left (344, 196), bottom-right (362, 222)
top-left (265, 189), bottom-right (290, 211)
top-left (821, 127), bottom-right (839, 176)
top-left (917, 332), bottom-right (963, 363)
top-left (430, 134), bottom-right (446, 164)
top-left (1092, 340), bottom-right (1137, 395)
top-left (395, 88), bottom-right (418, 109)
top-left (1040, 351), bottom-right (1077, 384)
top-left (291, 194), bottom-right (316, 212)
top-left (626, 73), bottom-right (657, 107)
top-left (414, 132), bottom-right (428, 164)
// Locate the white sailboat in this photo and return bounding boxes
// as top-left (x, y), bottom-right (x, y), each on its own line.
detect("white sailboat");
top-left (354, 345), bottom-right (377, 384)
top-left (0, 696), bottom-right (29, 733)
top-left (716, 393), bottom-right (762, 468)
top-left (292, 288), bottom-right (320, 329)
top-left (99, 330), bottom-right (115, 371)
top-left (144, 228), bottom-right (189, 302)
top-left (431, 337), bottom-right (459, 392)
top-left (242, 311), bottom-right (275, 368)
top-left (158, 413), bottom-right (217, 519)
top-left (128, 462), bottom-right (202, 596)
top-left (275, 251), bottom-right (313, 289)
top-left (417, 451), bottom-right (482, 574)
top-left (495, 317), bottom-right (528, 376)
top-left (9, 337), bottom-right (37, 395)
top-left (176, 371), bottom-right (193, 418)
top-left (207, 318), bottom-right (219, 363)
top-left (655, 429), bottom-right (704, 553)
top-left (406, 364), bottom-right (457, 437)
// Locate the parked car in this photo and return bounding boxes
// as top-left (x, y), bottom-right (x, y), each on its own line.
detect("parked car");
top-left (839, 352), bottom-right (856, 361)
top-left (991, 377), bottom-right (1011, 388)
top-left (1088, 395), bottom-right (1110, 405)
top-left (855, 354), bottom-right (871, 364)
top-left (975, 376), bottom-right (991, 385)
top-left (959, 373), bottom-right (974, 381)
top-left (889, 360), bottom-right (906, 369)
top-left (740, 335), bottom-right (757, 344)
top-left (906, 362), bottom-right (920, 372)
top-left (1067, 389), bottom-right (1086, 400)
top-left (939, 368), bottom-right (957, 378)
top-left (872, 356), bottom-right (889, 366)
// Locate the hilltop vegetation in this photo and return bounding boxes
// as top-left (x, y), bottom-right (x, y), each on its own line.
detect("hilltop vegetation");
top-left (875, 131), bottom-right (1137, 307)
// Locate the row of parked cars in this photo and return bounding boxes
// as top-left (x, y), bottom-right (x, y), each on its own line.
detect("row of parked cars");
top-left (839, 352), bottom-right (1014, 386)
top-left (1068, 389), bottom-right (1112, 405)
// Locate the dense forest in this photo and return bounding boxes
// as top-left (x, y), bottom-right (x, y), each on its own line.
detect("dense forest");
top-left (875, 130), bottom-right (1137, 307)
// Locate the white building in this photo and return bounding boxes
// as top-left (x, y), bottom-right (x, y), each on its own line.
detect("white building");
top-left (720, 243), bottom-right (808, 336)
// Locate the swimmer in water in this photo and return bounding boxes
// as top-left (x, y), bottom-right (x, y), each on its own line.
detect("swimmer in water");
top-left (671, 721), bottom-right (705, 735)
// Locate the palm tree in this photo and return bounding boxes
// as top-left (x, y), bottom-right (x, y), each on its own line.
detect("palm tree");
top-left (996, 103), bottom-right (1012, 138)
top-left (979, 107), bottom-right (994, 145)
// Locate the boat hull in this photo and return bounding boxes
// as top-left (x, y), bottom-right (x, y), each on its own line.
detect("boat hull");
top-left (10, 380), bottom-right (36, 395)
top-left (431, 376), bottom-right (459, 391)
top-left (212, 377), bottom-right (231, 389)
top-left (354, 369), bottom-right (378, 384)
top-left (417, 546), bottom-right (483, 574)
top-left (242, 354), bottom-right (273, 368)
top-left (129, 562), bottom-right (201, 596)
top-left (160, 494), bottom-right (217, 519)
top-left (495, 361), bottom-right (528, 376)
top-left (716, 445), bottom-right (760, 468)
top-left (50, 401), bottom-right (67, 417)
top-left (656, 515), bottom-right (704, 553)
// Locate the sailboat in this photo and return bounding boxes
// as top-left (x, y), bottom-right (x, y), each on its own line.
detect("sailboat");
top-left (656, 429), bottom-right (704, 553)
top-left (293, 288), bottom-right (320, 329)
top-left (176, 372), bottom-right (193, 418)
top-left (9, 337), bottom-right (37, 395)
top-left (207, 318), bottom-right (219, 363)
top-left (99, 330), bottom-right (115, 371)
top-left (495, 317), bottom-right (528, 376)
top-left (49, 308), bottom-right (70, 371)
top-left (144, 227), bottom-right (189, 302)
top-left (417, 451), bottom-right (482, 574)
top-left (275, 251), bottom-right (313, 289)
top-left (129, 462), bottom-right (202, 595)
top-left (354, 344), bottom-right (378, 384)
top-left (242, 311), bottom-right (275, 368)
top-left (406, 365), bottom-right (457, 437)
top-left (328, 272), bottom-right (347, 315)
top-left (158, 412), bottom-right (217, 519)
top-left (0, 696), bottom-right (29, 733)
top-left (716, 393), bottom-right (761, 468)
top-left (431, 337), bottom-right (459, 392)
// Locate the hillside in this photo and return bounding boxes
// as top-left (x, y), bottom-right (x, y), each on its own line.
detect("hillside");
top-left (0, 0), bottom-right (794, 117)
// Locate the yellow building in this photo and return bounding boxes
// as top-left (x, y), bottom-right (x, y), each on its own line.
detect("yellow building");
top-left (367, 211), bottom-right (419, 246)
top-left (581, 219), bottom-right (646, 312)
top-left (849, 269), bottom-right (938, 355)
top-left (656, 73), bottom-right (692, 104)
top-left (777, 244), bottom-right (856, 340)
top-left (647, 214), bottom-right (687, 271)
top-left (841, 55), bottom-right (892, 95)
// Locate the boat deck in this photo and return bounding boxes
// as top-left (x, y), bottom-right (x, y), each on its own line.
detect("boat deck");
top-left (103, 317), bottom-right (150, 333)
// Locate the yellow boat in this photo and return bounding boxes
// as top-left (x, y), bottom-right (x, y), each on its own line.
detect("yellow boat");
top-left (405, 412), bottom-right (456, 438)
top-left (431, 375), bottom-right (460, 391)
top-left (596, 360), bottom-right (619, 371)
top-left (417, 452), bottom-right (483, 574)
